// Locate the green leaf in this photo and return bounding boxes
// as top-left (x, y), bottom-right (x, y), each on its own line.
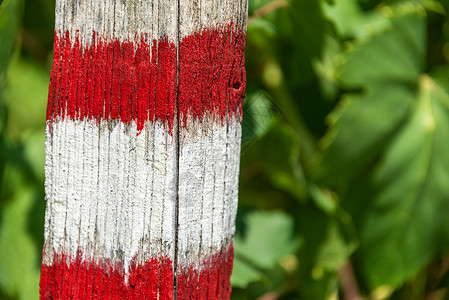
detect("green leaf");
top-left (240, 120), bottom-right (307, 206)
top-left (230, 257), bottom-right (264, 288)
top-left (349, 75), bottom-right (449, 288)
top-left (285, 0), bottom-right (326, 61)
top-left (308, 184), bottom-right (338, 214)
top-left (318, 4), bottom-right (449, 290)
top-left (22, 130), bottom-right (45, 181)
top-left (318, 84), bottom-right (414, 185)
top-left (234, 211), bottom-right (301, 270)
top-left (247, 18), bottom-right (277, 38)
top-left (318, 11), bottom-right (426, 185)
top-left (0, 0), bottom-right (22, 78)
top-left (323, 0), bottom-right (363, 37)
top-left (338, 13), bottom-right (426, 88)
top-left (294, 206), bottom-right (341, 300)
top-left (315, 219), bottom-right (357, 271)
top-left (248, 0), bottom-right (276, 16)
top-left (0, 177), bottom-right (41, 300)
top-left (312, 35), bottom-right (341, 102)
top-left (323, 0), bottom-right (432, 41)
top-left (242, 92), bottom-right (282, 149)
top-left (274, 0), bottom-right (326, 86)
top-left (21, 0), bottom-right (55, 56)
top-left (5, 58), bottom-right (49, 139)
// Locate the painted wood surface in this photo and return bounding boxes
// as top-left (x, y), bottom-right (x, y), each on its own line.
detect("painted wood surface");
top-left (40, 0), bottom-right (247, 299)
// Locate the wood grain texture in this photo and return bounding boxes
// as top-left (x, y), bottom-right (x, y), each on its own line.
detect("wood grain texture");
top-left (177, 1), bottom-right (246, 297)
top-left (41, 0), bottom-right (247, 299)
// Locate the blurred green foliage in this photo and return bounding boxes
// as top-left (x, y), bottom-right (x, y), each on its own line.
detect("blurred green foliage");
top-left (1, 0), bottom-right (449, 299)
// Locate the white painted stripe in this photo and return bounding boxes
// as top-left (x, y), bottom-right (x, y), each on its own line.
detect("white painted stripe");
top-left (43, 119), bottom-right (177, 273)
top-left (228, 116), bottom-right (242, 242)
top-left (64, 120), bottom-right (80, 256)
top-left (150, 121), bottom-right (166, 259)
top-left (142, 121), bottom-right (154, 262)
top-left (178, 116), bottom-right (241, 267)
top-left (52, 120), bottom-right (69, 256)
top-left (130, 124), bottom-right (147, 264)
top-left (43, 123), bottom-right (53, 261)
top-left (152, 121), bottom-right (176, 258)
top-left (43, 116), bottom-right (241, 272)
top-left (54, 0), bottom-right (246, 47)
top-left (103, 120), bottom-right (119, 262)
top-left (162, 123), bottom-right (177, 258)
top-left (95, 119), bottom-right (109, 262)
top-left (55, 0), bottom-right (179, 46)
top-left (213, 117), bottom-right (227, 251)
top-left (80, 120), bottom-right (98, 260)
top-left (199, 117), bottom-right (215, 259)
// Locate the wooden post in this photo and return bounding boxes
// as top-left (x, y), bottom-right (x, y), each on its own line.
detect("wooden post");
top-left (40, 0), bottom-right (247, 299)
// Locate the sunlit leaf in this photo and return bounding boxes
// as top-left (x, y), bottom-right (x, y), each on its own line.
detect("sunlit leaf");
top-left (230, 257), bottom-right (264, 288)
top-left (5, 58), bottom-right (49, 139)
top-left (338, 13), bottom-right (425, 88)
top-left (234, 211), bottom-right (301, 270)
top-left (318, 84), bottom-right (414, 185)
top-left (323, 0), bottom-right (363, 37)
top-left (318, 4), bottom-right (449, 290)
top-left (312, 35), bottom-right (341, 102)
top-left (319, 11), bottom-right (426, 185)
top-left (349, 75), bottom-right (449, 288)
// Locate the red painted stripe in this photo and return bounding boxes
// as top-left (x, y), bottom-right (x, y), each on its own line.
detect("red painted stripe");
top-left (178, 25), bottom-right (246, 127)
top-left (46, 26), bottom-right (246, 131)
top-left (175, 245), bottom-right (234, 300)
top-left (40, 245), bottom-right (233, 299)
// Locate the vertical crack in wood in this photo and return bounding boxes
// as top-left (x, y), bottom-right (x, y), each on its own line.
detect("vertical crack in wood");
top-left (173, 0), bottom-right (181, 298)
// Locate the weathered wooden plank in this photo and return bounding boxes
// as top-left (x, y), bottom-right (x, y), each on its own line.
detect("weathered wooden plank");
top-left (40, 0), bottom-right (247, 299)
top-left (176, 0), bottom-right (246, 298)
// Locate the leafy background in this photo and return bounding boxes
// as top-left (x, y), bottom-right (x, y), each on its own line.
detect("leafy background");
top-left (1, 0), bottom-right (449, 299)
